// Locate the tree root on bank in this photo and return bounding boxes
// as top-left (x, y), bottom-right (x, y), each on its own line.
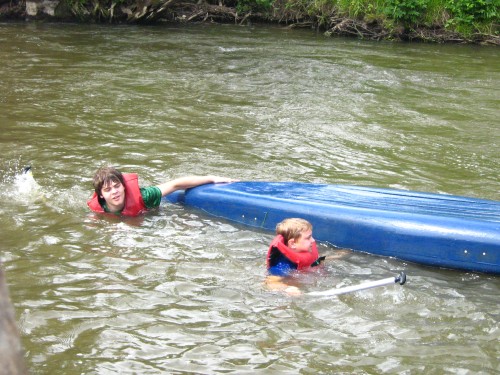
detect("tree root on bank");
top-left (406, 28), bottom-right (500, 45)
top-left (172, 3), bottom-right (240, 23)
top-left (321, 17), bottom-right (499, 45)
top-left (324, 18), bottom-right (392, 41)
top-left (119, 2), bottom-right (244, 23)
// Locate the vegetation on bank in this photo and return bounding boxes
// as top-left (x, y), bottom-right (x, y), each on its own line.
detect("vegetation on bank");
top-left (1, 0), bottom-right (498, 44)
top-left (270, 0), bottom-right (498, 43)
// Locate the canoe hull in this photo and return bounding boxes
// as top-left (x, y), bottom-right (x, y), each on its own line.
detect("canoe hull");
top-left (166, 182), bottom-right (500, 274)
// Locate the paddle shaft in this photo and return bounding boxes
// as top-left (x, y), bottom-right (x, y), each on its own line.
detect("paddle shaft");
top-left (308, 272), bottom-right (406, 297)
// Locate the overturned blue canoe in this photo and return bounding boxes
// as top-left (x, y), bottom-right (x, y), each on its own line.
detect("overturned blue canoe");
top-left (165, 182), bottom-right (500, 274)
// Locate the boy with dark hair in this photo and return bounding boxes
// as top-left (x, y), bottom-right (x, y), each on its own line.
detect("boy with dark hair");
top-left (88, 166), bottom-right (236, 216)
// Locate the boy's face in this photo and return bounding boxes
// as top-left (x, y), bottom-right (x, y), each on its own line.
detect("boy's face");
top-left (100, 180), bottom-right (125, 212)
top-left (289, 229), bottom-right (314, 253)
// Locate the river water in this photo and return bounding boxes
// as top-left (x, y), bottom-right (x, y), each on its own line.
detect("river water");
top-left (1, 22), bottom-right (499, 374)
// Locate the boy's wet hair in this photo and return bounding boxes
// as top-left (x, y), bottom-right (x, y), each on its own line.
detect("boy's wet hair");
top-left (92, 166), bottom-right (125, 204)
top-left (276, 218), bottom-right (312, 245)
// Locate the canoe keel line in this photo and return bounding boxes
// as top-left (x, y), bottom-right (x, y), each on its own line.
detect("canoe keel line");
top-left (166, 182), bottom-right (500, 274)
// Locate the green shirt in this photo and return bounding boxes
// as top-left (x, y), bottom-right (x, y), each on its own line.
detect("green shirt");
top-left (140, 186), bottom-right (162, 209)
top-left (103, 186), bottom-right (162, 213)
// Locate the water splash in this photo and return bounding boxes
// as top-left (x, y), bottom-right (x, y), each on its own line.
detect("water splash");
top-left (1, 163), bottom-right (46, 204)
top-left (14, 166), bottom-right (38, 194)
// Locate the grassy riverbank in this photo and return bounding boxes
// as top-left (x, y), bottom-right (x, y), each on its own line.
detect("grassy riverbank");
top-left (1, 0), bottom-right (498, 44)
top-left (272, 0), bottom-right (499, 43)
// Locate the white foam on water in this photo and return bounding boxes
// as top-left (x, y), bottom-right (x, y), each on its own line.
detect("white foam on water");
top-left (3, 167), bottom-right (47, 204)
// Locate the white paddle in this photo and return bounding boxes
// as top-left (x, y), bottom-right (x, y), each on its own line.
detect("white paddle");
top-left (308, 272), bottom-right (407, 297)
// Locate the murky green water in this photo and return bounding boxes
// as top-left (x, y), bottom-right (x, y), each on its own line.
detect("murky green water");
top-left (1, 22), bottom-right (499, 374)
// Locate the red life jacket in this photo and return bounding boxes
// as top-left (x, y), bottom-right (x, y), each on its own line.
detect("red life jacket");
top-left (87, 173), bottom-right (147, 217)
top-left (267, 234), bottom-right (320, 270)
